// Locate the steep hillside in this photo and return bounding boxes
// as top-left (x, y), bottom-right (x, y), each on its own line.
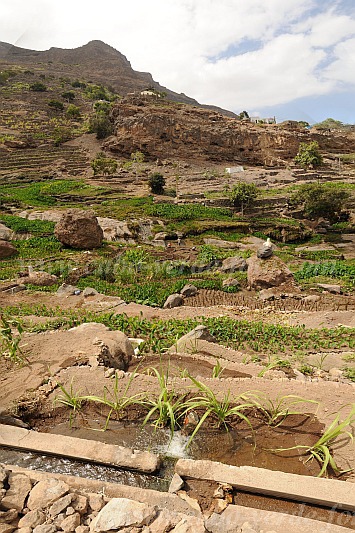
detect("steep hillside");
top-left (0, 40), bottom-right (236, 116)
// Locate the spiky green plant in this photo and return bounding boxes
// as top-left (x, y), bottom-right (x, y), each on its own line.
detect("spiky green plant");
top-left (54, 379), bottom-right (86, 427)
top-left (245, 392), bottom-right (318, 427)
top-left (0, 315), bottom-right (26, 363)
top-left (185, 376), bottom-right (254, 447)
top-left (139, 366), bottom-right (190, 436)
top-left (83, 370), bottom-right (141, 430)
top-left (274, 404), bottom-right (355, 477)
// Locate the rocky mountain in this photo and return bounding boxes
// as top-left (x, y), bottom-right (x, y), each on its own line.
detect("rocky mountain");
top-left (106, 95), bottom-right (355, 165)
top-left (0, 40), bottom-right (236, 117)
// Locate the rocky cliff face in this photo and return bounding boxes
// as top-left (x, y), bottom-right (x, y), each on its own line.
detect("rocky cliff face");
top-left (106, 97), bottom-right (355, 165)
top-left (106, 97), bottom-right (305, 164)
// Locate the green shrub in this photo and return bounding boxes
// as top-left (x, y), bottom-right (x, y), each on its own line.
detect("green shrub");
top-left (48, 100), bottom-right (64, 111)
top-left (148, 173), bottom-right (166, 194)
top-left (66, 104), bottom-right (81, 118)
top-left (294, 141), bottom-right (322, 168)
top-left (30, 82), bottom-right (47, 92)
top-left (91, 152), bottom-right (118, 176)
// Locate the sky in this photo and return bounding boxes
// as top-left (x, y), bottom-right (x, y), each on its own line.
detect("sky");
top-left (1, 0), bottom-right (355, 124)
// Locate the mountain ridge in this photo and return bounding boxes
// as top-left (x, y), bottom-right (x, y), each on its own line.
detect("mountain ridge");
top-left (0, 40), bottom-right (236, 117)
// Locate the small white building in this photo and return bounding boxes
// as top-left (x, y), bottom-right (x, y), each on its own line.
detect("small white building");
top-left (225, 166), bottom-right (244, 174)
top-left (250, 117), bottom-right (276, 124)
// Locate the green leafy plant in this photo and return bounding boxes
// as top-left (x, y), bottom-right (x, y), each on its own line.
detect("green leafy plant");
top-left (212, 359), bottom-right (224, 378)
top-left (0, 315), bottom-right (25, 363)
top-left (148, 173), bottom-right (166, 194)
top-left (227, 181), bottom-right (258, 215)
top-left (185, 376), bottom-right (254, 446)
top-left (294, 141), bottom-right (322, 169)
top-left (273, 404), bottom-right (355, 477)
top-left (140, 366), bottom-right (189, 436)
top-left (54, 379), bottom-right (86, 427)
top-left (246, 392), bottom-right (318, 427)
top-left (83, 370), bottom-right (141, 430)
top-left (91, 152), bottom-right (118, 176)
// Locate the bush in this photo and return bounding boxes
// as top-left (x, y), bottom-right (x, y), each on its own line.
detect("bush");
top-left (227, 182), bottom-right (258, 214)
top-left (291, 183), bottom-right (349, 222)
top-left (89, 111), bottom-right (113, 139)
top-left (30, 82), bottom-right (47, 92)
top-left (61, 91), bottom-right (75, 102)
top-left (48, 100), bottom-right (64, 111)
top-left (148, 173), bottom-right (166, 194)
top-left (66, 104), bottom-right (81, 118)
top-left (91, 152), bottom-right (118, 176)
top-left (294, 141), bottom-right (322, 169)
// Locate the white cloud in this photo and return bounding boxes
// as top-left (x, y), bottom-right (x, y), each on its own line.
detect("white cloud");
top-left (0, 0), bottom-right (354, 115)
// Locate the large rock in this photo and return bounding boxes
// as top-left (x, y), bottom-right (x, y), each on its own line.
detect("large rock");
top-left (163, 293), bottom-right (184, 309)
top-left (0, 224), bottom-right (14, 241)
top-left (220, 256), bottom-right (247, 273)
top-left (64, 322), bottom-right (133, 370)
top-left (0, 241), bottom-right (17, 259)
top-left (247, 255), bottom-right (294, 289)
top-left (170, 325), bottom-right (217, 353)
top-left (90, 498), bottom-right (157, 531)
top-left (54, 210), bottom-right (103, 249)
top-left (180, 284), bottom-right (198, 297)
top-left (96, 217), bottom-right (135, 243)
top-left (17, 271), bottom-right (58, 287)
top-left (27, 478), bottom-right (70, 511)
top-left (0, 473), bottom-right (32, 511)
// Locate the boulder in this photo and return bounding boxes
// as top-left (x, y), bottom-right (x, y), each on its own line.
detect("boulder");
top-left (82, 287), bottom-right (99, 297)
top-left (27, 478), bottom-right (70, 511)
top-left (1, 473), bottom-right (32, 511)
top-left (180, 284), bottom-right (198, 297)
top-left (247, 255), bottom-right (294, 289)
top-left (0, 224), bottom-right (14, 241)
top-left (317, 283), bottom-right (342, 294)
top-left (171, 325), bottom-right (217, 353)
top-left (56, 283), bottom-right (80, 297)
top-left (67, 322), bottom-right (134, 370)
top-left (96, 217), bottom-right (135, 243)
top-left (163, 294), bottom-right (184, 309)
top-left (222, 278), bottom-right (240, 289)
top-left (0, 241), bottom-right (17, 259)
top-left (220, 256), bottom-right (247, 273)
top-left (90, 498), bottom-right (157, 531)
top-left (54, 210), bottom-right (103, 249)
top-left (17, 271), bottom-right (58, 287)
top-left (257, 246), bottom-right (273, 259)
top-left (18, 510), bottom-right (46, 529)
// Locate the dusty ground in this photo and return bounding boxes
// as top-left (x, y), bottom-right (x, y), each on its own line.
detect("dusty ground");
top-left (0, 288), bottom-right (354, 485)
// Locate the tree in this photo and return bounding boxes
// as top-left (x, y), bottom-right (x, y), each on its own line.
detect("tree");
top-left (61, 91), bottom-right (75, 102)
top-left (294, 141), bottom-right (322, 169)
top-left (89, 110), bottom-right (113, 139)
top-left (238, 110), bottom-right (249, 120)
top-left (313, 118), bottom-right (345, 130)
top-left (291, 183), bottom-right (350, 222)
top-left (48, 100), bottom-right (64, 111)
top-left (66, 104), bottom-right (81, 118)
top-left (227, 181), bottom-right (258, 215)
top-left (148, 173), bottom-right (166, 194)
top-left (91, 152), bottom-right (118, 176)
top-left (130, 151), bottom-right (145, 163)
top-left (30, 82), bottom-right (47, 92)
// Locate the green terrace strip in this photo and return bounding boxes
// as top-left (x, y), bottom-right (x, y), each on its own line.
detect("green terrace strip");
top-left (3, 308), bottom-right (355, 355)
top-left (0, 179), bottom-right (109, 207)
top-left (295, 261), bottom-right (355, 287)
top-left (0, 215), bottom-right (55, 235)
top-left (145, 203), bottom-right (233, 221)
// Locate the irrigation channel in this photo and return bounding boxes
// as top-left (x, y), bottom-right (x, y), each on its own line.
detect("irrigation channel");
top-left (1, 420), bottom-right (355, 529)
